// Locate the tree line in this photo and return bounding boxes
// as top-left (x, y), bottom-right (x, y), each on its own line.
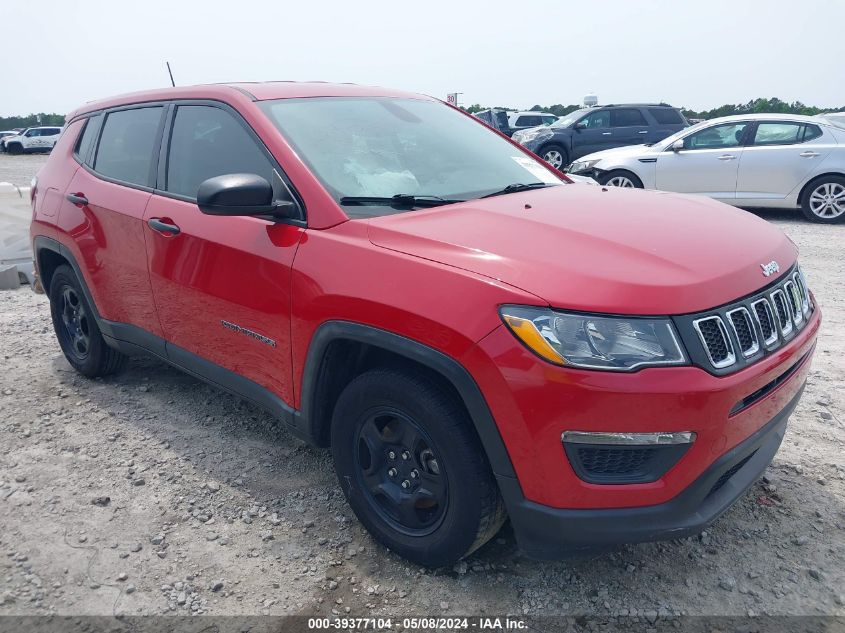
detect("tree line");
top-left (463, 98), bottom-right (844, 120)
top-left (0, 113), bottom-right (66, 130)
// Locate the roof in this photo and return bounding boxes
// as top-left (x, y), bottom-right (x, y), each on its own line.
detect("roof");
top-left (66, 81), bottom-right (433, 120)
top-left (700, 112), bottom-right (835, 125)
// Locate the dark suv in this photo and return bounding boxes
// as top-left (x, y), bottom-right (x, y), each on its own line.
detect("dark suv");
top-left (513, 104), bottom-right (688, 169)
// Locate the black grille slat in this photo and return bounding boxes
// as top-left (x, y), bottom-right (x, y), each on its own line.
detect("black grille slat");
top-left (728, 309), bottom-right (757, 356)
top-left (694, 316), bottom-right (734, 367)
top-left (772, 291), bottom-right (790, 331)
top-left (753, 300), bottom-right (774, 342)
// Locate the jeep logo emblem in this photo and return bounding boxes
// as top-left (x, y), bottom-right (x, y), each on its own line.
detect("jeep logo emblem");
top-left (760, 261), bottom-right (780, 277)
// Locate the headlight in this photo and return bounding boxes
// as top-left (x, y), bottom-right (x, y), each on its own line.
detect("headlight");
top-left (518, 128), bottom-right (553, 144)
top-left (567, 159), bottom-right (600, 173)
top-left (500, 306), bottom-right (687, 371)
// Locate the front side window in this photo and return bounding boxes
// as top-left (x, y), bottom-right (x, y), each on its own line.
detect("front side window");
top-left (166, 105), bottom-right (278, 199)
top-left (579, 110), bottom-right (610, 129)
top-left (516, 115), bottom-right (541, 127)
top-left (610, 109), bottom-right (646, 127)
top-left (94, 107), bottom-right (163, 186)
top-left (540, 115), bottom-right (557, 125)
top-left (24, 129), bottom-right (37, 137)
top-left (682, 122), bottom-right (749, 150)
top-left (260, 97), bottom-right (563, 218)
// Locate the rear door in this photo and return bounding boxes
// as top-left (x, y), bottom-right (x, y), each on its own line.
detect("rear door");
top-left (143, 102), bottom-right (305, 406)
top-left (609, 108), bottom-right (650, 147)
top-left (56, 106), bottom-right (166, 343)
top-left (655, 121), bottom-right (751, 199)
top-left (735, 121), bottom-right (833, 202)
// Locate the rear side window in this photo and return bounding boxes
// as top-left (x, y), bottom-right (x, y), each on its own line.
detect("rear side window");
top-left (165, 105), bottom-right (276, 198)
top-left (752, 122), bottom-right (805, 146)
top-left (515, 115), bottom-right (542, 127)
top-left (94, 107), bottom-right (163, 186)
top-left (74, 115), bottom-right (102, 164)
top-left (610, 109), bottom-right (647, 127)
top-left (476, 111), bottom-right (492, 124)
top-left (648, 108), bottom-right (684, 125)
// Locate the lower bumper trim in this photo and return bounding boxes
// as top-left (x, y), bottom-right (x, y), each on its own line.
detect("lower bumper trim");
top-left (499, 383), bottom-right (804, 559)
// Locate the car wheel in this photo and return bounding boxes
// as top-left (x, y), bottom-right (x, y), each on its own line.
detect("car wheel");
top-left (598, 170), bottom-right (644, 189)
top-left (539, 144), bottom-right (568, 170)
top-left (801, 175), bottom-right (845, 223)
top-left (6, 143), bottom-right (22, 155)
top-left (330, 368), bottom-right (506, 567)
top-left (48, 265), bottom-right (127, 377)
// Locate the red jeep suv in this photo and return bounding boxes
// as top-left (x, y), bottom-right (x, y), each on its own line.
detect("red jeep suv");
top-left (30, 83), bottom-right (819, 566)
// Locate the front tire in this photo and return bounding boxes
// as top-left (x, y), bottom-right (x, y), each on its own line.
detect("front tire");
top-left (597, 169), bottom-right (644, 188)
top-left (330, 368), bottom-right (505, 567)
top-left (48, 265), bottom-right (127, 377)
top-left (538, 144), bottom-right (568, 170)
top-left (801, 175), bottom-right (845, 223)
top-left (6, 143), bottom-right (23, 155)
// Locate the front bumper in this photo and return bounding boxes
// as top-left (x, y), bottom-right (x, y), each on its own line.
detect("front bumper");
top-left (499, 383), bottom-right (801, 559)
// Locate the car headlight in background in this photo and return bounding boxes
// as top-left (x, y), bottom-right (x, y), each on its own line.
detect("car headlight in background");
top-left (567, 159), bottom-right (600, 174)
top-left (500, 306), bottom-right (687, 371)
top-left (516, 128), bottom-right (553, 145)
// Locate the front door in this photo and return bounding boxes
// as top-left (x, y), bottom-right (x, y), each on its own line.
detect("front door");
top-left (571, 109), bottom-right (613, 159)
top-left (655, 121), bottom-right (751, 199)
top-left (143, 103), bottom-right (304, 406)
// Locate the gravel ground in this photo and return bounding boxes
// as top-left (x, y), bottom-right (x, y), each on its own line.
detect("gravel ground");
top-left (0, 154), bottom-right (843, 621)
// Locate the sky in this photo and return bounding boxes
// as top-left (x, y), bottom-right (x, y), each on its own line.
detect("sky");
top-left (2, 0), bottom-right (843, 116)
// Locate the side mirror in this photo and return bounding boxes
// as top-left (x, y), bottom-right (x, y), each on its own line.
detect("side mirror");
top-left (671, 139), bottom-right (685, 152)
top-left (574, 121), bottom-right (587, 131)
top-left (197, 173), bottom-right (296, 218)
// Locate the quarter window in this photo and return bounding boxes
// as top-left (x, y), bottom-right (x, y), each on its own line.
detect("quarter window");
top-left (94, 107), bottom-right (164, 186)
top-left (648, 108), bottom-right (684, 125)
top-left (74, 115), bottom-right (102, 164)
top-left (682, 123), bottom-right (749, 150)
top-left (803, 124), bottom-right (822, 142)
top-left (515, 115), bottom-right (542, 127)
top-left (610, 108), bottom-right (646, 127)
top-left (166, 105), bottom-right (277, 198)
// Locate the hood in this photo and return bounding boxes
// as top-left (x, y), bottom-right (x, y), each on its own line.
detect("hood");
top-left (579, 144), bottom-right (656, 163)
top-left (367, 185), bottom-right (796, 315)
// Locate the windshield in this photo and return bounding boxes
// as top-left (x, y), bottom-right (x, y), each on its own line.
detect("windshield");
top-left (260, 97), bottom-right (563, 218)
top-left (551, 108), bottom-right (591, 128)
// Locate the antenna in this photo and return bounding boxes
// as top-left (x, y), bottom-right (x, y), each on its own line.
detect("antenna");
top-left (166, 62), bottom-right (176, 87)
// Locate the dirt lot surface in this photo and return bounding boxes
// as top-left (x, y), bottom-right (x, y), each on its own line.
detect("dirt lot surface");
top-left (0, 154), bottom-right (843, 622)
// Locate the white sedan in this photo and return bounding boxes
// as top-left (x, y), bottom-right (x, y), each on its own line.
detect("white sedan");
top-left (566, 113), bottom-right (845, 223)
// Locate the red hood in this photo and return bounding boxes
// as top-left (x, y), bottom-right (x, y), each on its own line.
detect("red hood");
top-left (367, 185), bottom-right (797, 315)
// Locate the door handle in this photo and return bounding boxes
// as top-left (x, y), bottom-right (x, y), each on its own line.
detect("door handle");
top-left (717, 154), bottom-right (736, 161)
top-left (147, 218), bottom-right (181, 235)
top-left (799, 151), bottom-right (820, 158)
top-left (601, 132), bottom-right (612, 136)
top-left (637, 130), bottom-right (648, 134)
top-left (66, 193), bottom-right (88, 207)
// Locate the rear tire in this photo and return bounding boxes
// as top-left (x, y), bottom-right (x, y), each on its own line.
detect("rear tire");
top-left (538, 144), bottom-right (568, 170)
top-left (48, 265), bottom-right (127, 377)
top-left (330, 368), bottom-right (506, 567)
top-left (801, 175), bottom-right (845, 223)
top-left (597, 169), bottom-right (644, 188)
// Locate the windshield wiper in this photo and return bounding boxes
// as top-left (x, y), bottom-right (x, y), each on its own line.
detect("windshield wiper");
top-left (481, 183), bottom-right (556, 198)
top-left (339, 194), bottom-right (465, 208)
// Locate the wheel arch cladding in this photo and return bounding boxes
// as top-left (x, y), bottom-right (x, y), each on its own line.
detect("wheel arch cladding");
top-left (299, 321), bottom-right (517, 479)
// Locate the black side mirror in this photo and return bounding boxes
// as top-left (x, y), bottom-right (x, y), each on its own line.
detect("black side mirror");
top-left (574, 121), bottom-right (587, 131)
top-left (197, 173), bottom-right (296, 218)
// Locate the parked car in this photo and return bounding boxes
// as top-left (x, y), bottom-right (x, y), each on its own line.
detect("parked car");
top-left (567, 113), bottom-right (845, 223)
top-left (513, 103), bottom-right (688, 169)
top-left (1, 126), bottom-right (63, 154)
top-left (31, 83), bottom-right (818, 566)
top-left (508, 111), bottom-right (557, 134)
top-left (473, 108), bottom-right (514, 136)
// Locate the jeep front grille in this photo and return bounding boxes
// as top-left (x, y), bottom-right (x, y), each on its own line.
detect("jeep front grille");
top-left (674, 264), bottom-right (813, 374)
